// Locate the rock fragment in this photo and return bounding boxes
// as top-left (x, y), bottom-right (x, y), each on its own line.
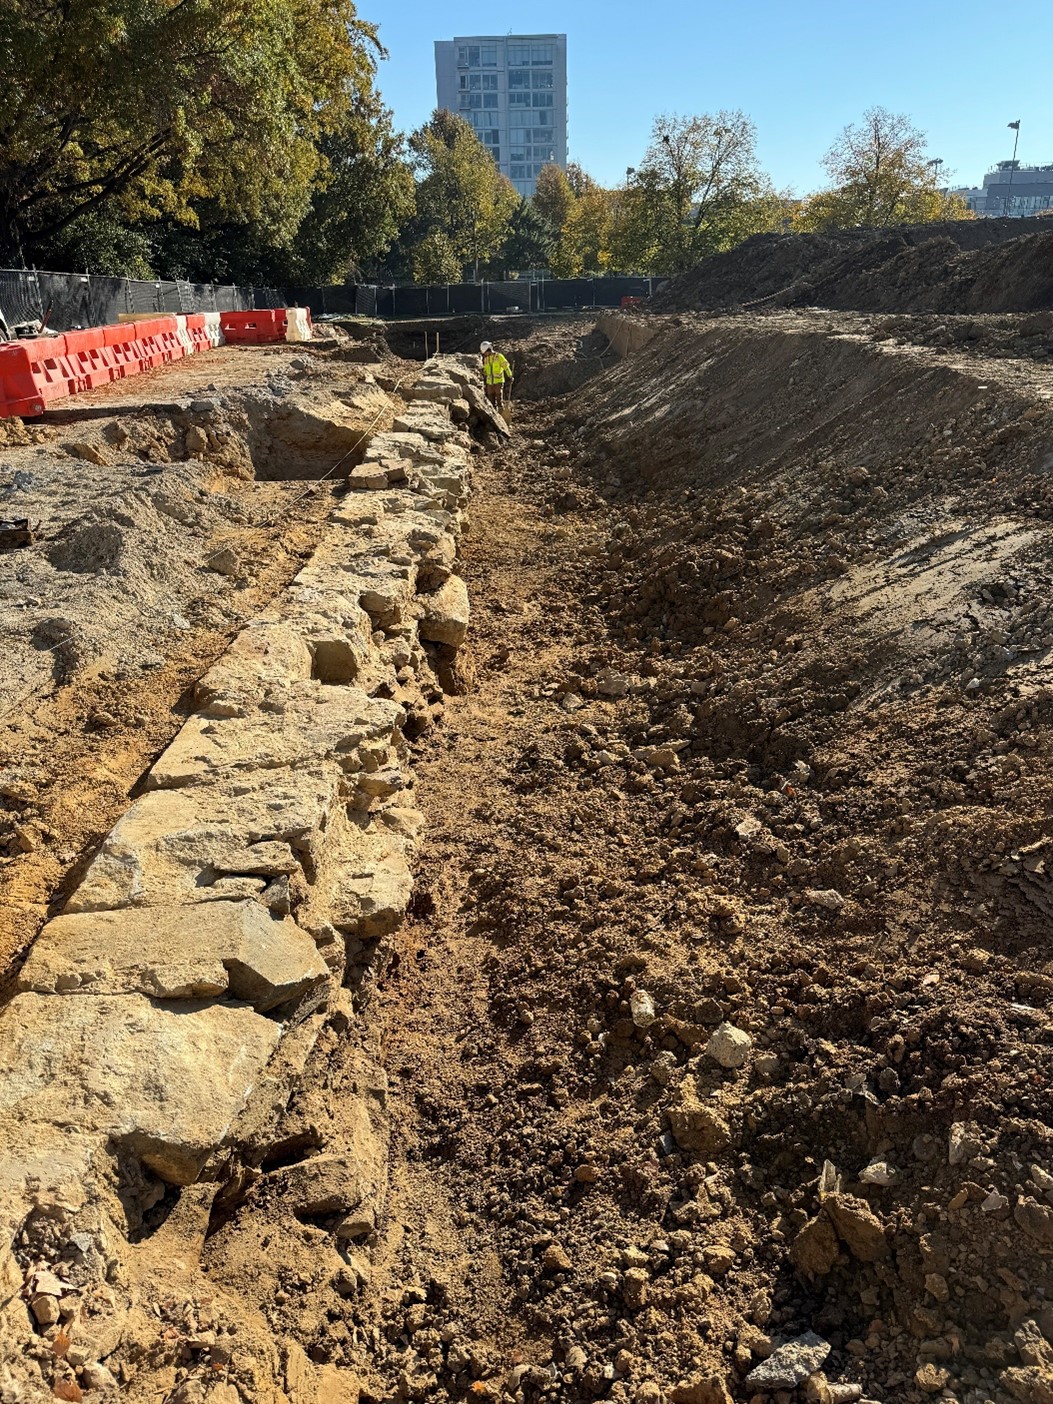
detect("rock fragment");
top-left (745, 1333), bottom-right (831, 1389)
top-left (419, 574), bottom-right (469, 648)
top-left (705, 1021), bottom-right (752, 1069)
top-left (630, 989), bottom-right (656, 1028)
top-left (668, 1079), bottom-right (731, 1154)
top-left (824, 1193), bottom-right (888, 1262)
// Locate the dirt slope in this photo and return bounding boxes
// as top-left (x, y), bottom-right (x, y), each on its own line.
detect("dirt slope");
top-left (654, 221), bottom-right (1053, 314)
top-left (188, 312), bottom-right (1053, 1404)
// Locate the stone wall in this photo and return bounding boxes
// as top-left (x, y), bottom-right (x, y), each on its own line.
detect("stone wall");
top-left (0, 357), bottom-right (484, 1401)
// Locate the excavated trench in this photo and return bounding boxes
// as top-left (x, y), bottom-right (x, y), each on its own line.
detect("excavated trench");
top-left (3, 312), bottom-right (1053, 1404)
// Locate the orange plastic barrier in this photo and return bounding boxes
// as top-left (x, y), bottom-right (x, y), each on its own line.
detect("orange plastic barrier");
top-left (0, 306), bottom-right (311, 417)
top-left (219, 309), bottom-right (287, 344)
top-left (0, 337), bottom-right (72, 415)
top-left (184, 314), bottom-right (212, 355)
top-left (0, 316), bottom-right (199, 417)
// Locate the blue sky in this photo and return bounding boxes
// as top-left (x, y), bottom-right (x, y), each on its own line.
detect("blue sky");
top-left (371, 0), bottom-right (1052, 193)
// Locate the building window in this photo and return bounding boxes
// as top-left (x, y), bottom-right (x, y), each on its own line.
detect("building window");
top-left (481, 45), bottom-right (497, 66)
top-left (511, 164), bottom-right (526, 180)
top-left (459, 92), bottom-right (482, 109)
top-left (532, 92), bottom-right (553, 107)
top-left (459, 44), bottom-right (481, 67)
top-left (533, 146), bottom-right (555, 162)
top-left (483, 92), bottom-right (498, 108)
top-left (509, 92), bottom-right (530, 106)
top-left (532, 70), bottom-right (554, 89)
top-left (531, 44), bottom-right (553, 64)
top-left (508, 69), bottom-right (529, 88)
top-left (482, 73), bottom-right (498, 90)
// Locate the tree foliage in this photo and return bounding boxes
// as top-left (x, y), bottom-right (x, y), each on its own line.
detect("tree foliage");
top-left (0, 0), bottom-right (386, 267)
top-left (530, 163), bottom-right (616, 276)
top-left (406, 110), bottom-right (518, 281)
top-left (608, 112), bottom-right (782, 275)
top-left (280, 92), bottom-right (414, 283)
top-left (794, 108), bottom-right (973, 230)
top-left (532, 165), bottom-right (574, 236)
top-left (0, 22), bottom-right (977, 294)
top-left (501, 200), bottom-right (556, 273)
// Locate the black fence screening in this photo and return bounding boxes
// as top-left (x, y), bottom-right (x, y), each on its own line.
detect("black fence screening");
top-left (0, 268), bottom-right (282, 334)
top-left (0, 268), bottom-right (662, 334)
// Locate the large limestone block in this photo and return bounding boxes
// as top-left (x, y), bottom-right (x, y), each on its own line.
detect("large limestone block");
top-left (409, 378), bottom-right (463, 405)
top-left (363, 431), bottom-right (444, 466)
top-left (194, 623), bottom-right (314, 716)
top-left (18, 901), bottom-right (328, 1011)
top-left (292, 557), bottom-right (417, 632)
top-left (464, 383), bottom-right (511, 437)
top-left (66, 767), bottom-right (342, 913)
top-left (146, 685), bottom-right (401, 791)
top-left (419, 575), bottom-right (469, 648)
top-left (0, 994), bottom-right (281, 1183)
top-left (392, 409), bottom-right (465, 444)
top-left (331, 852), bottom-right (413, 939)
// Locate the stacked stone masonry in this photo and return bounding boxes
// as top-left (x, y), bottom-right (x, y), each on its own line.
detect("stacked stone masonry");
top-left (0, 358), bottom-right (480, 1400)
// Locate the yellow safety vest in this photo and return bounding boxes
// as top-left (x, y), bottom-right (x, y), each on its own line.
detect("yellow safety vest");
top-left (483, 352), bottom-right (512, 385)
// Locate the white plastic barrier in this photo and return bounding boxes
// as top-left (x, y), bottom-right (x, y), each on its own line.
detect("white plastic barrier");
top-left (203, 312), bottom-right (224, 348)
top-left (286, 308), bottom-right (313, 343)
top-left (173, 314), bottom-right (195, 355)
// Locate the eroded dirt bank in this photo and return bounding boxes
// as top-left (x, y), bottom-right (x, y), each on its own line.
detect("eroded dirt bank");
top-left (4, 309), bottom-right (1053, 1404)
top-left (195, 312), bottom-right (1053, 1404)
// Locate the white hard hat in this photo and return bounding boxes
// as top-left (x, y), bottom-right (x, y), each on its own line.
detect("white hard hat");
top-left (480, 341), bottom-right (493, 352)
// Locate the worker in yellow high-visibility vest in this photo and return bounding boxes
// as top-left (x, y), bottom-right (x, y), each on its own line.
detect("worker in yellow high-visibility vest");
top-left (480, 340), bottom-right (513, 410)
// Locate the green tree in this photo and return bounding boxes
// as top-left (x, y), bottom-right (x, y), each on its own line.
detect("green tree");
top-left (794, 108), bottom-right (973, 230)
top-left (282, 93), bottom-right (414, 283)
top-left (0, 0), bottom-right (385, 268)
top-left (609, 111), bottom-right (780, 275)
top-left (555, 184), bottom-right (615, 275)
top-left (533, 164), bottom-right (574, 235)
top-left (501, 200), bottom-right (556, 273)
top-left (407, 110), bottom-right (518, 280)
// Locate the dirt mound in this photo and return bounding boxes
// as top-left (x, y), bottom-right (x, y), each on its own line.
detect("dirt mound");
top-left (513, 321), bottom-right (617, 400)
top-left (655, 219), bottom-right (1053, 314)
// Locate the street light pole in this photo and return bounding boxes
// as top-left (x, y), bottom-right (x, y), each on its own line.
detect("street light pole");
top-left (1004, 120), bottom-right (1021, 217)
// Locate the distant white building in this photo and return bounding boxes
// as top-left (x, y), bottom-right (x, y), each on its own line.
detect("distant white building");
top-left (953, 162), bottom-right (1053, 217)
top-left (434, 34), bottom-right (568, 198)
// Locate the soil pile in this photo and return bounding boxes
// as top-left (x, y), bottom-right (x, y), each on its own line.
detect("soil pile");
top-left (654, 220), bottom-right (1053, 315)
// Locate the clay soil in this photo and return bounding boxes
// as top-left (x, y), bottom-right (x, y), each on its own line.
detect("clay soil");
top-left (5, 306), bottom-right (1053, 1404)
top-left (201, 311), bottom-right (1053, 1404)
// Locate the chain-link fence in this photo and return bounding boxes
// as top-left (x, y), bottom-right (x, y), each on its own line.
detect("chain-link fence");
top-left (0, 268), bottom-right (662, 334)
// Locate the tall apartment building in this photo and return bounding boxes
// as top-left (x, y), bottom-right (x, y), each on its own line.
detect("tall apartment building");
top-left (434, 34), bottom-right (568, 198)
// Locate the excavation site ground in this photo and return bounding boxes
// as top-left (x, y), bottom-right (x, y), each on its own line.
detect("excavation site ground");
top-left (2, 290), bottom-right (1053, 1404)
